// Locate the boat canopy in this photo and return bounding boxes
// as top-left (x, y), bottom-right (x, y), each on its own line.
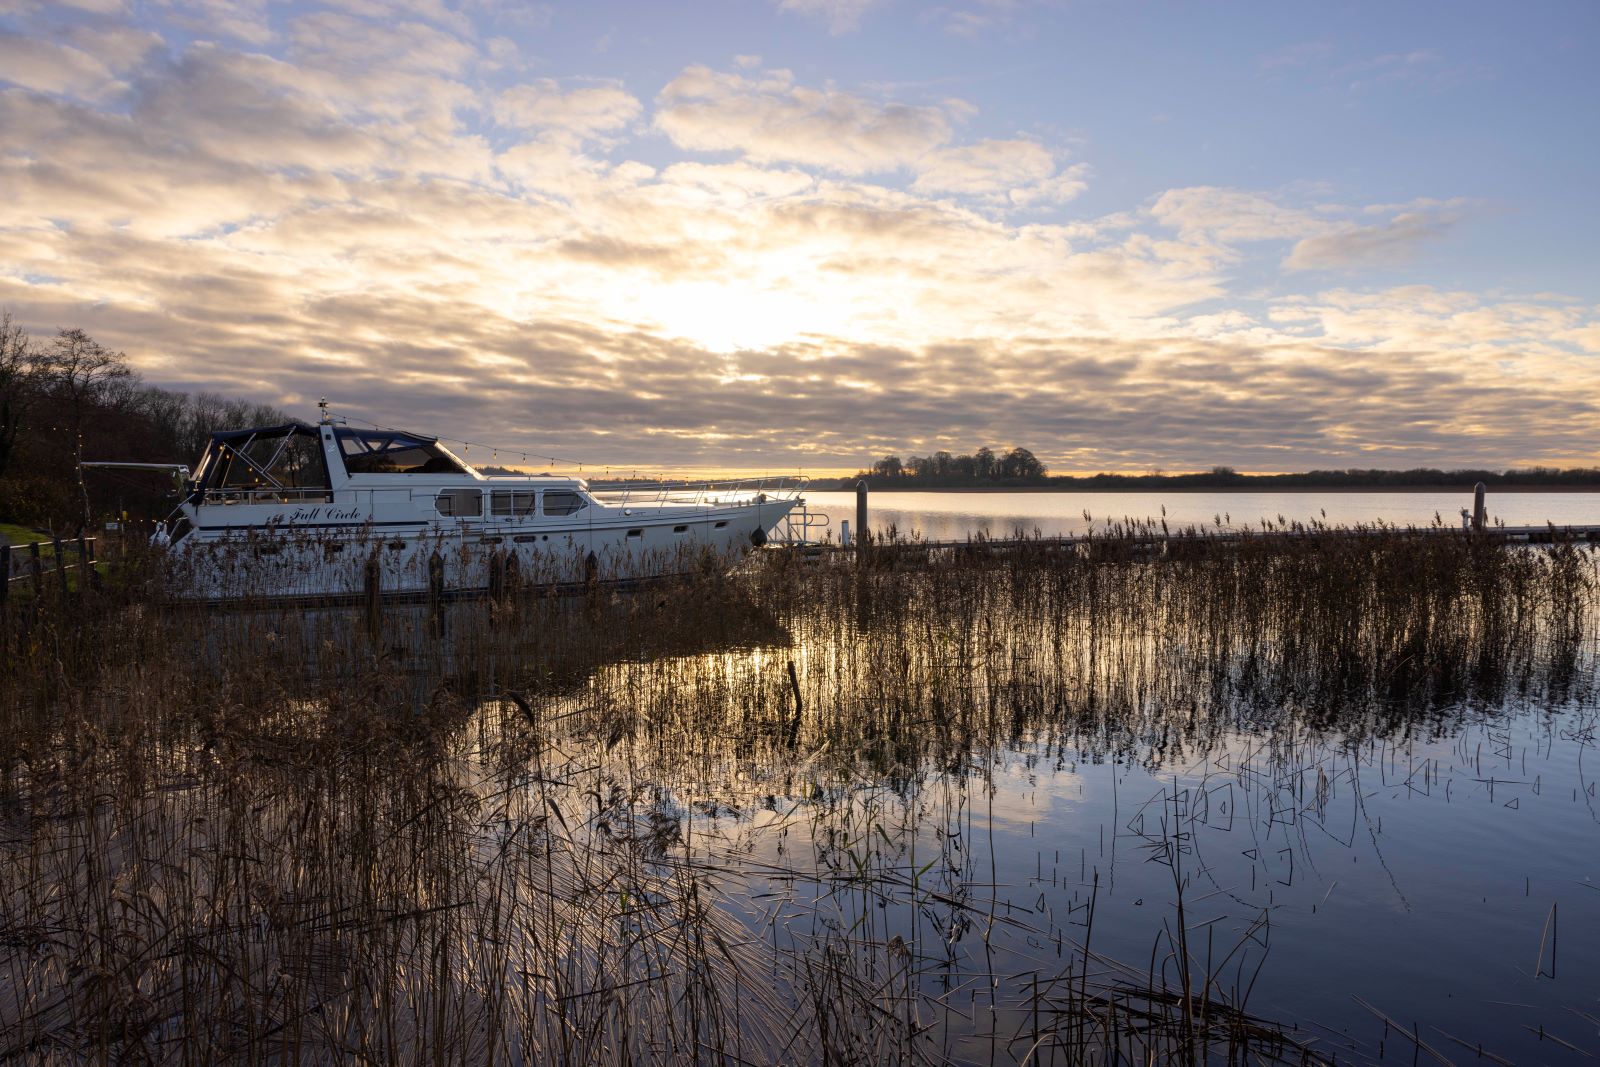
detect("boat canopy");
top-left (197, 422), bottom-right (330, 493)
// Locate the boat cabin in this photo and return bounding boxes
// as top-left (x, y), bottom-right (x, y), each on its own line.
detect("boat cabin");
top-left (185, 422), bottom-right (591, 526)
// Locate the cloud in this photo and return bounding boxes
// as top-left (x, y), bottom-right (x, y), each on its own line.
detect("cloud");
top-left (912, 138), bottom-right (1047, 193)
top-left (159, 0), bottom-right (275, 46)
top-left (654, 66), bottom-right (953, 174)
top-left (931, 0), bottom-right (1024, 37)
top-left (1283, 209), bottom-right (1459, 271)
top-left (908, 138), bottom-right (1089, 208)
top-left (775, 0), bottom-right (884, 34)
top-left (495, 79), bottom-right (641, 136)
top-left (1150, 186), bottom-right (1329, 242)
top-left (0, 30), bottom-right (122, 100)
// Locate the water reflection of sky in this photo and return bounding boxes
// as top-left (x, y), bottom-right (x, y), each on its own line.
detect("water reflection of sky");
top-left (622, 662), bottom-right (1600, 1061)
top-left (805, 490), bottom-right (1600, 542)
top-left (547, 552), bottom-right (1600, 1063)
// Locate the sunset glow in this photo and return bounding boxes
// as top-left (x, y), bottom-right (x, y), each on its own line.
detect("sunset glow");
top-left (2, 1), bottom-right (1596, 474)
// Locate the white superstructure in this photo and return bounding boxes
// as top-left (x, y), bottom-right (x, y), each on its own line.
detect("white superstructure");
top-left (124, 413), bottom-right (808, 600)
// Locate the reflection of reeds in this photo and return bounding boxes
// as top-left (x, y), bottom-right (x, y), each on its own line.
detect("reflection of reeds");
top-left (1, 527), bottom-right (1594, 1062)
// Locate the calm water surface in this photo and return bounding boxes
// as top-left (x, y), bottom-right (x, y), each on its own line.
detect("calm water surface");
top-left (574, 546), bottom-right (1600, 1064)
top-left (804, 490), bottom-right (1600, 541)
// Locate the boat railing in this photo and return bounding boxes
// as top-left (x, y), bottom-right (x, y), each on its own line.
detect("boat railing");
top-left (590, 476), bottom-right (809, 512)
top-left (201, 488), bottom-right (335, 506)
top-left (772, 506), bottom-right (831, 545)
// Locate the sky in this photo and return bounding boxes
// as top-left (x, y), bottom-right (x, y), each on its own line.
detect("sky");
top-left (1, 0), bottom-right (1597, 475)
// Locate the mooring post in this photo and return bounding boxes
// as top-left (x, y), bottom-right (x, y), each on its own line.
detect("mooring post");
top-left (855, 479), bottom-right (869, 547)
top-left (364, 551), bottom-right (382, 636)
top-left (427, 550), bottom-right (445, 636)
top-left (488, 549), bottom-right (506, 603)
top-left (1472, 482), bottom-right (1487, 533)
top-left (504, 551), bottom-right (520, 603)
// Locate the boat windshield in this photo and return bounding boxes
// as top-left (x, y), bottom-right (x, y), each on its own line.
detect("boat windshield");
top-left (335, 428), bottom-right (468, 475)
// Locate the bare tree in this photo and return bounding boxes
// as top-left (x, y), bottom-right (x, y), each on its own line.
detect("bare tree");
top-left (0, 311), bottom-right (41, 482)
top-left (40, 328), bottom-right (133, 530)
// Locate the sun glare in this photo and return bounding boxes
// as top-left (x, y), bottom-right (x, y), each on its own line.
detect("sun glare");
top-left (628, 278), bottom-right (858, 353)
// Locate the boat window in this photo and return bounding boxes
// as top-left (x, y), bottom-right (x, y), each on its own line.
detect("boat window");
top-left (337, 429), bottom-right (467, 475)
top-left (542, 490), bottom-right (587, 516)
top-left (435, 489), bottom-right (482, 517)
top-left (210, 427), bottom-right (331, 491)
top-left (491, 490), bottom-right (538, 518)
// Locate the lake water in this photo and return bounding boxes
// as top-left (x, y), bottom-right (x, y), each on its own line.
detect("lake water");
top-left (12, 525), bottom-right (1600, 1063)
top-left (803, 489), bottom-right (1600, 541)
top-left (589, 550), bottom-right (1600, 1064)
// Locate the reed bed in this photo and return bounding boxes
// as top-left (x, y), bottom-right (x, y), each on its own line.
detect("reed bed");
top-left (1, 525), bottom-right (1595, 1064)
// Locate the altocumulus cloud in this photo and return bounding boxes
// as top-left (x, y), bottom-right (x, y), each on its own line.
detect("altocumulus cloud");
top-left (0, 0), bottom-right (1596, 473)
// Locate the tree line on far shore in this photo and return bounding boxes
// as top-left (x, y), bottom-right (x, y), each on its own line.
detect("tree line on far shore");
top-left (826, 453), bottom-right (1600, 491)
top-left (1, 313), bottom-right (285, 533)
top-left (864, 447), bottom-right (1049, 484)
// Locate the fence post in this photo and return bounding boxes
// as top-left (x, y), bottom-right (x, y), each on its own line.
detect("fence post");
top-left (53, 536), bottom-right (68, 600)
top-left (75, 538), bottom-right (89, 602)
top-left (28, 542), bottom-right (42, 624)
top-left (84, 537), bottom-right (100, 592)
top-left (0, 543), bottom-right (9, 610)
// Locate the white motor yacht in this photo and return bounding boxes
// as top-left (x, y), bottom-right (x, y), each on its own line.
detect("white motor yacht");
top-left (91, 410), bottom-right (810, 600)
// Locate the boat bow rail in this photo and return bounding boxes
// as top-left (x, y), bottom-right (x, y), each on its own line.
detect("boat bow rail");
top-left (588, 476), bottom-right (809, 513)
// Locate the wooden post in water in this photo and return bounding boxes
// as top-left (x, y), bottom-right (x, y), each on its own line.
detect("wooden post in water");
top-left (364, 551), bottom-right (382, 636)
top-left (1472, 482), bottom-right (1487, 533)
top-left (855, 480), bottom-right (869, 546)
top-left (427, 550), bottom-right (445, 636)
top-left (504, 551), bottom-right (520, 603)
top-left (488, 549), bottom-right (506, 604)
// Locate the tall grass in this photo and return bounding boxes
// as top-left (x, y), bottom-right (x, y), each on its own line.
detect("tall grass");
top-left (1, 526), bottom-right (1594, 1063)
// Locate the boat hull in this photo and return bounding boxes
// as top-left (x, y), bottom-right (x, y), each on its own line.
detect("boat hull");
top-left (163, 498), bottom-right (800, 601)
